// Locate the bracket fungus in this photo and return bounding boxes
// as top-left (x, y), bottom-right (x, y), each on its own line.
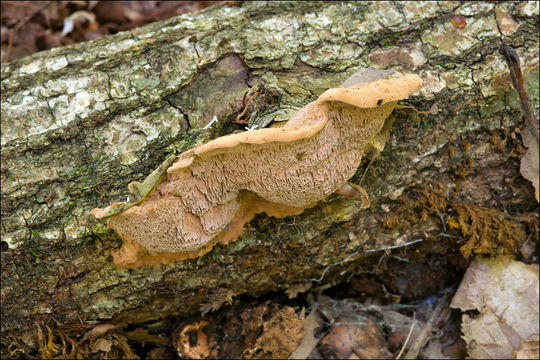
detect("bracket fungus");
top-left (91, 73), bottom-right (423, 268)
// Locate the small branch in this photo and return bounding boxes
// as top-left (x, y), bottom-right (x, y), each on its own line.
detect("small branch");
top-left (364, 238), bottom-right (424, 253)
top-left (396, 313), bottom-right (417, 359)
top-left (311, 251), bottom-right (361, 283)
top-left (312, 238), bottom-right (424, 283)
top-left (403, 293), bottom-right (448, 359)
top-left (234, 88), bottom-right (260, 124)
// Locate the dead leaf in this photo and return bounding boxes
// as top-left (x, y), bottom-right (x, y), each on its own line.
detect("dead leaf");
top-left (90, 338), bottom-right (112, 353)
top-left (112, 333), bottom-right (139, 359)
top-left (514, 337), bottom-right (540, 359)
top-left (520, 121), bottom-right (539, 202)
top-left (442, 340), bottom-right (468, 359)
top-left (380, 310), bottom-right (424, 352)
top-left (241, 303), bottom-right (267, 348)
top-left (61, 10), bottom-right (95, 37)
top-left (244, 305), bottom-right (305, 359)
top-left (147, 346), bottom-right (176, 359)
top-left (285, 281), bottom-right (313, 299)
top-left (77, 323), bottom-right (116, 345)
top-left (288, 308), bottom-right (321, 359)
top-left (451, 257), bottom-right (539, 359)
top-left (422, 340), bottom-right (445, 359)
top-left (499, 44), bottom-right (539, 202)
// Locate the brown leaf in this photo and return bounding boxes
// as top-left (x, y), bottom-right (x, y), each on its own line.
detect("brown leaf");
top-left (77, 323), bottom-right (116, 345)
top-left (0, 1), bottom-right (47, 27)
top-left (380, 310), bottom-right (425, 352)
top-left (241, 303), bottom-right (267, 348)
top-left (451, 257), bottom-right (539, 359)
top-left (514, 337), bottom-right (540, 359)
top-left (288, 308), bottom-right (321, 359)
top-left (285, 281), bottom-right (313, 299)
top-left (499, 44), bottom-right (539, 202)
top-left (520, 123), bottom-right (539, 202)
top-left (244, 305), bottom-right (306, 359)
top-left (147, 346), bottom-right (177, 359)
top-left (90, 338), bottom-right (112, 353)
top-left (112, 333), bottom-right (139, 359)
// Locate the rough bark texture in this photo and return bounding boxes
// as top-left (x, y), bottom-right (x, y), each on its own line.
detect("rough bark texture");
top-left (1, 1), bottom-right (538, 355)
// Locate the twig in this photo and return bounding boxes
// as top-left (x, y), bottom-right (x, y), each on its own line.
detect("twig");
top-left (364, 238), bottom-right (423, 253)
top-left (396, 313), bottom-right (417, 359)
top-left (312, 238), bottom-right (424, 283)
top-left (234, 88), bottom-right (259, 124)
top-left (311, 251), bottom-right (360, 283)
top-left (359, 157), bottom-right (375, 185)
top-left (403, 293), bottom-right (448, 359)
top-left (499, 44), bottom-right (539, 143)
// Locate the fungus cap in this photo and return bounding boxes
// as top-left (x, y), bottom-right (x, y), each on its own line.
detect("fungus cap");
top-left (91, 73), bottom-right (423, 268)
top-left (167, 74), bottom-right (423, 172)
top-left (317, 74), bottom-right (424, 108)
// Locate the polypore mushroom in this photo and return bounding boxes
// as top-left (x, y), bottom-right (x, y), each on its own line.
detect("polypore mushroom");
top-left (91, 73), bottom-right (423, 268)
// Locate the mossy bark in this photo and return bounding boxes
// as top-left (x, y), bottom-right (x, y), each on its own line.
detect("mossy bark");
top-left (1, 1), bottom-right (538, 355)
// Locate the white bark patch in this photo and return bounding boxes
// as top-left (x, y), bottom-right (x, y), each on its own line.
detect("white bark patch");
top-left (517, 1), bottom-right (539, 17)
top-left (102, 38), bottom-right (137, 54)
top-left (49, 95), bottom-right (76, 124)
top-left (419, 71), bottom-right (446, 98)
top-left (20, 60), bottom-right (42, 74)
top-left (46, 56), bottom-right (69, 71)
top-left (402, 1), bottom-right (440, 21)
top-left (74, 91), bottom-right (92, 114)
top-left (459, 2), bottom-right (495, 16)
top-left (409, 46), bottom-right (427, 67)
top-left (2, 96), bottom-right (51, 144)
top-left (3, 230), bottom-right (26, 249)
top-left (411, 143), bottom-right (446, 164)
top-left (373, 2), bottom-right (404, 27)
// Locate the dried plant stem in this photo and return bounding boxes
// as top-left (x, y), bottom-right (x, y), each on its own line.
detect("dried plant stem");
top-left (396, 314), bottom-right (417, 359)
top-left (499, 44), bottom-right (538, 142)
top-left (404, 294), bottom-right (447, 359)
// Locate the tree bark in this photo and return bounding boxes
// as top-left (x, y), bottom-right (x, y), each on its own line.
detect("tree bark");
top-left (1, 1), bottom-right (538, 355)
